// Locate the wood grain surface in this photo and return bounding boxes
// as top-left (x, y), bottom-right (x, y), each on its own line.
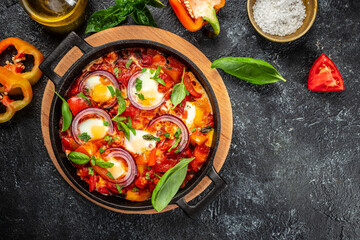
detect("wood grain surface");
top-left (41, 26), bottom-right (233, 214)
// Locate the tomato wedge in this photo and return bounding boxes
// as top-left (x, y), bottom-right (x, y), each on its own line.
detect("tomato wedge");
top-left (308, 54), bottom-right (345, 92)
top-left (67, 96), bottom-right (90, 115)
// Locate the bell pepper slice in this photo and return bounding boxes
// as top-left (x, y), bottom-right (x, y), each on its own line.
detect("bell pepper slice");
top-left (0, 67), bottom-right (33, 123)
top-left (0, 37), bottom-right (44, 85)
top-left (169, 0), bottom-right (225, 37)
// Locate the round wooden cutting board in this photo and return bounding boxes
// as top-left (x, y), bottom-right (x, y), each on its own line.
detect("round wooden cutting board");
top-left (41, 26), bottom-right (233, 214)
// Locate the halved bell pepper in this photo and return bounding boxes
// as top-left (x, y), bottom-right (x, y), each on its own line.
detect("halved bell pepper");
top-left (0, 37), bottom-right (44, 86)
top-left (0, 67), bottom-right (33, 123)
top-left (169, 0), bottom-right (225, 37)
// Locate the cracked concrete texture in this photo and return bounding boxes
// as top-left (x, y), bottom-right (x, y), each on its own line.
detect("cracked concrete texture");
top-left (0, 0), bottom-right (359, 239)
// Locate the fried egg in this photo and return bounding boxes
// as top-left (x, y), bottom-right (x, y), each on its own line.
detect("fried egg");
top-left (85, 75), bottom-right (114, 103)
top-left (106, 157), bottom-right (128, 179)
top-left (133, 69), bottom-right (164, 106)
top-left (124, 130), bottom-right (156, 154)
top-left (78, 118), bottom-right (109, 140)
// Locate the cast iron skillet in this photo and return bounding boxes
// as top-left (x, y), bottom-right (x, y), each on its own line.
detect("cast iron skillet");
top-left (40, 32), bottom-right (227, 217)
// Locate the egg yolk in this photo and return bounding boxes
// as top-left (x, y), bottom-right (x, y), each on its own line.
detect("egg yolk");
top-left (91, 125), bottom-right (107, 140)
top-left (138, 90), bottom-right (156, 106)
top-left (90, 84), bottom-right (111, 103)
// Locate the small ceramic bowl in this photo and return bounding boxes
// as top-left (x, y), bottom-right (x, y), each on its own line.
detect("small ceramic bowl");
top-left (247, 0), bottom-right (318, 43)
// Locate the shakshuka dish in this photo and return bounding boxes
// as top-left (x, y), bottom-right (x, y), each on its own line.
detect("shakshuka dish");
top-left (59, 48), bottom-right (214, 202)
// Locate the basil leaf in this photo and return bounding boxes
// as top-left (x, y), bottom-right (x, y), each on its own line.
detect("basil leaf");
top-left (132, 5), bottom-right (157, 27)
top-left (103, 120), bottom-right (110, 126)
top-left (112, 116), bottom-right (127, 122)
top-left (90, 156), bottom-right (96, 166)
top-left (153, 66), bottom-right (161, 78)
top-left (170, 83), bottom-right (187, 108)
top-left (118, 122), bottom-right (130, 140)
top-left (140, 68), bottom-right (147, 73)
top-left (88, 167), bottom-right (94, 176)
top-left (135, 78), bottom-right (142, 91)
top-left (174, 128), bottom-right (181, 138)
top-left (115, 88), bottom-right (126, 117)
top-left (68, 152), bottom-right (90, 165)
top-left (77, 132), bottom-right (91, 142)
top-left (85, 5), bottom-right (128, 34)
top-left (116, 184), bottom-right (123, 193)
top-left (107, 86), bottom-right (115, 97)
top-left (164, 132), bottom-right (170, 138)
top-left (191, 128), bottom-right (197, 132)
top-left (95, 158), bottom-right (114, 168)
top-left (211, 57), bottom-right (286, 85)
top-left (99, 147), bottom-right (105, 154)
top-left (152, 77), bottom-right (166, 86)
top-left (77, 92), bottom-right (91, 106)
top-left (54, 90), bottom-right (72, 132)
top-left (145, 0), bottom-right (166, 8)
top-left (151, 157), bottom-right (195, 212)
top-left (106, 171), bottom-right (115, 179)
top-left (135, 93), bottom-right (146, 100)
top-left (200, 126), bottom-right (213, 133)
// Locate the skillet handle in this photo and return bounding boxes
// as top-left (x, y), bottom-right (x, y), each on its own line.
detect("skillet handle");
top-left (176, 167), bottom-right (227, 218)
top-left (40, 32), bottom-right (93, 85)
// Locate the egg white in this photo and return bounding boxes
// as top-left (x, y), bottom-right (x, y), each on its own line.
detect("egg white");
top-left (133, 69), bottom-right (164, 106)
top-left (78, 118), bottom-right (109, 140)
top-left (124, 129), bottom-right (156, 154)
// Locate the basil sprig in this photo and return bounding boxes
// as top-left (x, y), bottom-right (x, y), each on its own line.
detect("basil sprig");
top-left (68, 152), bottom-right (90, 165)
top-left (151, 157), bottom-right (195, 212)
top-left (95, 158), bottom-right (114, 168)
top-left (113, 115), bottom-right (136, 140)
top-left (85, 0), bottom-right (166, 34)
top-left (151, 66), bottom-right (166, 86)
top-left (54, 90), bottom-right (72, 132)
top-left (113, 88), bottom-right (126, 119)
top-left (211, 57), bottom-right (286, 85)
top-left (170, 68), bottom-right (189, 108)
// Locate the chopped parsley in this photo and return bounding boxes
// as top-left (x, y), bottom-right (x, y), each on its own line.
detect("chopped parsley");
top-left (132, 187), bottom-right (139, 192)
top-left (116, 184), bottom-right (123, 193)
top-left (125, 58), bottom-right (133, 68)
top-left (113, 67), bottom-right (120, 78)
top-left (174, 128), bottom-right (182, 138)
top-left (191, 128), bottom-right (197, 132)
top-left (88, 167), bottom-right (94, 176)
top-left (145, 172), bottom-right (153, 181)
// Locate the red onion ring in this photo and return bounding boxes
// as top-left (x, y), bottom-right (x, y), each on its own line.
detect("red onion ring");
top-left (78, 70), bottom-right (120, 109)
top-left (127, 70), bottom-right (165, 110)
top-left (101, 147), bottom-right (137, 187)
top-left (71, 107), bottom-right (114, 145)
top-left (147, 114), bottom-right (189, 152)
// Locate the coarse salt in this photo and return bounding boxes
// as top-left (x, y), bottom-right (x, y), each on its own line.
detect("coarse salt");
top-left (253, 0), bottom-right (306, 37)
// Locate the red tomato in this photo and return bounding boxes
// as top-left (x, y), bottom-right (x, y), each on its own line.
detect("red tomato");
top-left (89, 175), bottom-right (97, 192)
top-left (191, 144), bottom-right (210, 171)
top-left (67, 96), bottom-right (89, 115)
top-left (158, 73), bottom-right (173, 92)
top-left (61, 137), bottom-right (79, 152)
top-left (308, 54), bottom-right (345, 92)
top-left (141, 54), bottom-right (153, 67)
top-left (183, 73), bottom-right (202, 98)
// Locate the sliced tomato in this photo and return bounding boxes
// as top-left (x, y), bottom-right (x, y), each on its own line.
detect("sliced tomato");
top-left (148, 148), bottom-right (157, 166)
top-left (67, 96), bottom-right (89, 115)
top-left (157, 73), bottom-right (173, 92)
top-left (308, 54), bottom-right (345, 92)
top-left (183, 73), bottom-right (202, 98)
top-left (88, 175), bottom-right (97, 192)
top-left (190, 144), bottom-right (210, 171)
top-left (61, 137), bottom-right (79, 152)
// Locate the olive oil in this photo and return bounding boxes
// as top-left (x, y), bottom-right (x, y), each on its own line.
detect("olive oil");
top-left (19, 0), bottom-right (88, 34)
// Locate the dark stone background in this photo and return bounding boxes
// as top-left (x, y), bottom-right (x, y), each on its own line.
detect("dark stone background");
top-left (1, 0), bottom-right (359, 239)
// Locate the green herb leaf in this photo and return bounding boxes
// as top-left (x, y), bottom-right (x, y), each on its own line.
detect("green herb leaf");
top-left (118, 122), bottom-right (130, 140)
top-left (77, 92), bottom-right (92, 106)
top-left (90, 156), bottom-right (96, 166)
top-left (106, 171), bottom-right (115, 179)
top-left (153, 66), bottom-right (161, 77)
top-left (54, 90), bottom-right (72, 132)
top-left (125, 58), bottom-right (133, 68)
top-left (154, 173), bottom-right (161, 178)
top-left (103, 120), bottom-right (110, 126)
top-left (168, 137), bottom-right (181, 152)
top-left (112, 116), bottom-right (127, 122)
top-left (135, 78), bottom-right (142, 92)
top-left (174, 128), bottom-right (181, 138)
top-left (132, 187), bottom-right (139, 192)
top-left (88, 167), bottom-right (94, 176)
top-left (191, 128), bottom-right (197, 132)
top-left (114, 67), bottom-right (120, 78)
top-left (151, 157), bottom-right (195, 212)
top-left (150, 66), bottom-right (166, 86)
top-left (77, 132), bottom-right (91, 142)
top-left (164, 132), bottom-right (170, 138)
top-left (211, 57), bottom-right (286, 85)
top-left (116, 184), bottom-right (123, 193)
top-left (135, 93), bottom-right (146, 100)
top-left (154, 137), bottom-right (161, 141)
top-left (170, 69), bottom-right (188, 108)
top-left (145, 0), bottom-right (166, 8)
top-left (107, 86), bottom-right (115, 97)
top-left (140, 68), bottom-right (147, 73)
top-left (95, 158), bottom-right (114, 168)
top-left (114, 88), bottom-right (126, 117)
top-left (131, 5), bottom-right (157, 27)
top-left (99, 147), bottom-right (105, 154)
top-left (145, 172), bottom-right (152, 180)
top-left (147, 166), bottom-right (151, 170)
top-left (85, 5), bottom-right (129, 34)
top-left (68, 152), bottom-right (90, 165)
top-left (142, 134), bottom-right (157, 141)
top-left (200, 126), bottom-right (213, 133)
